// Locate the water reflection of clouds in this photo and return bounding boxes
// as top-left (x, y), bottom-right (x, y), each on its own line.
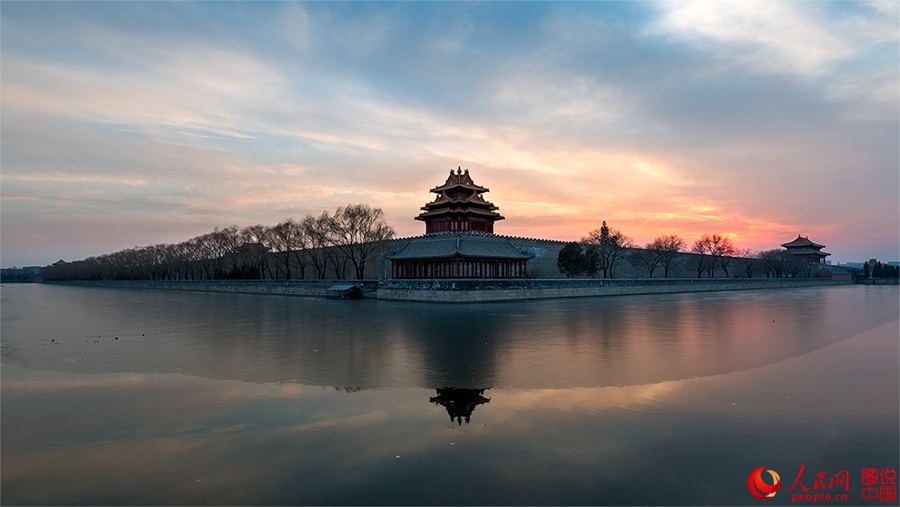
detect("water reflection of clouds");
top-left (2, 320), bottom-right (897, 504)
top-left (494, 382), bottom-right (681, 416)
top-left (4, 285), bottom-right (895, 391)
top-left (3, 286), bottom-right (898, 504)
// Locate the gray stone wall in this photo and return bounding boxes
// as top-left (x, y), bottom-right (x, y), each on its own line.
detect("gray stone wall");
top-left (377, 278), bottom-right (851, 303)
top-left (502, 236), bottom-right (568, 278)
top-left (49, 277), bottom-right (852, 303)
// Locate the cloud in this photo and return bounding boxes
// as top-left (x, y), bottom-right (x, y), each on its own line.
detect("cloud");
top-left (651, 1), bottom-right (843, 75)
top-left (0, 2), bottom-right (897, 266)
top-left (648, 1), bottom-right (898, 110)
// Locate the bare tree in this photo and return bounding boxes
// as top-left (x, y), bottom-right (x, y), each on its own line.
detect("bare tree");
top-left (240, 225), bottom-right (273, 279)
top-left (303, 212), bottom-right (334, 279)
top-left (757, 249), bottom-right (801, 278)
top-left (802, 258), bottom-right (817, 278)
top-left (785, 255), bottom-right (804, 278)
top-left (632, 248), bottom-right (662, 278)
top-left (191, 231), bottom-right (225, 280)
top-left (757, 249), bottom-right (778, 278)
top-left (692, 233), bottom-right (736, 278)
top-left (583, 221), bottom-right (634, 278)
top-left (271, 219), bottom-right (308, 280)
top-left (738, 249), bottom-right (756, 278)
top-left (715, 236), bottom-right (737, 277)
top-left (648, 235), bottom-right (685, 278)
top-left (691, 237), bottom-right (709, 278)
top-left (330, 204), bottom-right (395, 280)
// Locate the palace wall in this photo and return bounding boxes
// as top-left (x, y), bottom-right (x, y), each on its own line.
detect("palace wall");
top-left (485, 236), bottom-right (762, 280)
top-left (266, 235), bottom-right (806, 280)
top-left (53, 235), bottom-right (819, 282)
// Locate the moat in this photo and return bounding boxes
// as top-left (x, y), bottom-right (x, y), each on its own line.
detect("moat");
top-left (2, 283), bottom-right (897, 505)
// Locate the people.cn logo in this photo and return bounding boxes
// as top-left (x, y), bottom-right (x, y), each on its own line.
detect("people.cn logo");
top-left (748, 466), bottom-right (781, 500)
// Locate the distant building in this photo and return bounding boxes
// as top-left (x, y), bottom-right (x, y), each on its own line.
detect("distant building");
top-left (386, 167), bottom-right (533, 279)
top-left (781, 235), bottom-right (830, 264)
top-left (815, 265), bottom-right (852, 280)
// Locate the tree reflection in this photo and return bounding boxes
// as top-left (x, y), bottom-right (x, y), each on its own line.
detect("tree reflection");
top-left (429, 388), bottom-right (490, 425)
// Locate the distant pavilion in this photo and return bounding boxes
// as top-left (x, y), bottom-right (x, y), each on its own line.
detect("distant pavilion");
top-left (386, 167), bottom-right (533, 279)
top-left (782, 235), bottom-right (830, 264)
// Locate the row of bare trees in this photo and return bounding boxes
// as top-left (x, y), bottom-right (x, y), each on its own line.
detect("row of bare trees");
top-left (755, 249), bottom-right (819, 279)
top-left (558, 222), bottom-right (690, 278)
top-left (559, 223), bottom-right (821, 279)
top-left (631, 234), bottom-right (686, 278)
top-left (41, 204), bottom-right (394, 282)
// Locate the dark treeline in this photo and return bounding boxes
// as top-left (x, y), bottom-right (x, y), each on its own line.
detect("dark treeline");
top-left (0, 266), bottom-right (42, 283)
top-left (557, 222), bottom-right (837, 279)
top-left (865, 259), bottom-right (900, 278)
top-left (41, 204), bottom-right (394, 282)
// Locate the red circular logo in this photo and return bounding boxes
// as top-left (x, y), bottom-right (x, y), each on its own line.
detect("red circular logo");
top-left (748, 466), bottom-right (781, 500)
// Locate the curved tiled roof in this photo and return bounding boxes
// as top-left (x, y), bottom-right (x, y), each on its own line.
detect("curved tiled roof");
top-left (429, 167), bottom-right (489, 194)
top-left (416, 167), bottom-right (504, 224)
top-left (415, 207), bottom-right (504, 220)
top-left (389, 232), bottom-right (567, 245)
top-left (782, 235), bottom-right (825, 249)
top-left (784, 248), bottom-right (830, 257)
top-left (385, 233), bottom-right (535, 261)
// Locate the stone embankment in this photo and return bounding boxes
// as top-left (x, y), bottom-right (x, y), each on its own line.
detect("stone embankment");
top-left (48, 277), bottom-right (854, 303)
top-left (376, 278), bottom-right (853, 302)
top-left (47, 279), bottom-right (379, 297)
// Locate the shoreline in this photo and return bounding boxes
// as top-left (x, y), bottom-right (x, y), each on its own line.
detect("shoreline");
top-left (40, 278), bottom-right (857, 303)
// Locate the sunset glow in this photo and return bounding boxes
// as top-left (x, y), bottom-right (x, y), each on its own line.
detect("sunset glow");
top-left (2, 1), bottom-right (897, 266)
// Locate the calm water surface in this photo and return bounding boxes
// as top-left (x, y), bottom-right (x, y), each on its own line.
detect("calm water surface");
top-left (1, 284), bottom-right (897, 505)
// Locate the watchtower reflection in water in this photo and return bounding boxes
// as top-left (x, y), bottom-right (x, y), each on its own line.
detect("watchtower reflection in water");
top-left (430, 388), bottom-right (491, 425)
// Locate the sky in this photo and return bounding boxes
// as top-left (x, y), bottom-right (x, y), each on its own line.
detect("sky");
top-left (1, 1), bottom-right (898, 268)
